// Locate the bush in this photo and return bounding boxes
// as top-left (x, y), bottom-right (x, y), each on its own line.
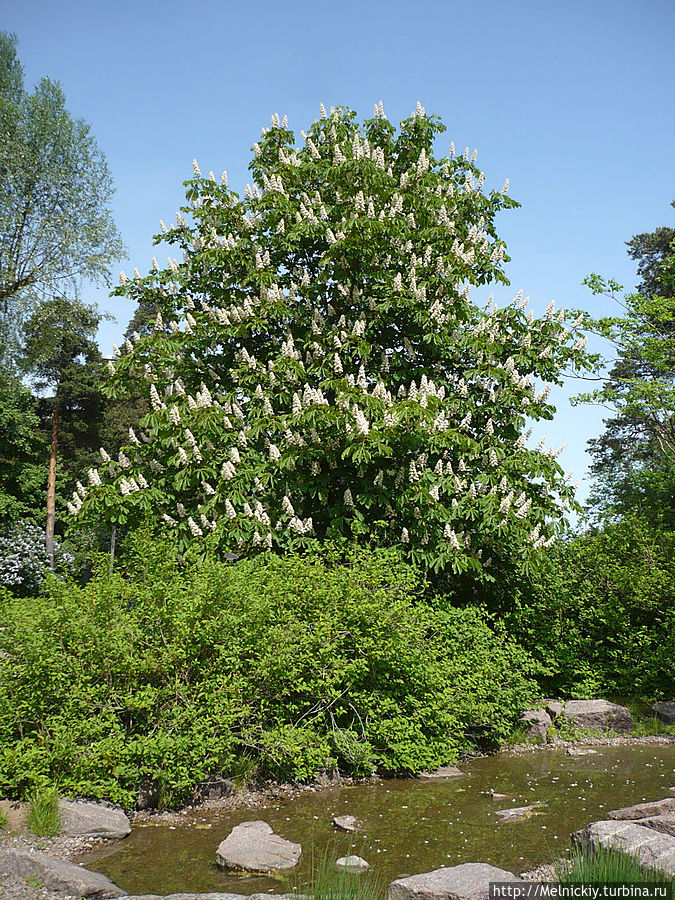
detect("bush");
top-left (498, 516), bottom-right (675, 699)
top-left (0, 520), bottom-right (74, 596)
top-left (0, 535), bottom-right (538, 808)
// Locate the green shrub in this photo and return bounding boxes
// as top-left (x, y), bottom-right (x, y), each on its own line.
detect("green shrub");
top-left (0, 806), bottom-right (7, 829)
top-left (27, 786), bottom-right (60, 836)
top-left (0, 535), bottom-right (538, 808)
top-left (489, 517), bottom-right (675, 699)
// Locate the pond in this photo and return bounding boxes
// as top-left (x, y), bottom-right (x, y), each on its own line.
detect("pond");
top-left (81, 743), bottom-right (675, 895)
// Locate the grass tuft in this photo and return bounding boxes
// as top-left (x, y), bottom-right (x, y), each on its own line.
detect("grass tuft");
top-left (27, 786), bottom-right (60, 837)
top-left (557, 845), bottom-right (674, 886)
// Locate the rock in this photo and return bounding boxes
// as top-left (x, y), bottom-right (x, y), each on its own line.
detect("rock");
top-left (636, 814), bottom-right (675, 838)
top-left (336, 855), bottom-right (370, 872)
top-left (0, 798), bottom-right (27, 831)
top-left (545, 700), bottom-right (564, 718)
top-left (489, 792), bottom-right (511, 800)
top-left (136, 780), bottom-right (160, 810)
top-left (332, 814), bottom-right (360, 832)
top-left (0, 847), bottom-right (126, 897)
top-left (652, 701), bottom-right (675, 724)
top-left (192, 777), bottom-right (235, 802)
top-left (59, 798), bottom-right (131, 839)
top-left (608, 797), bottom-right (675, 820)
top-left (573, 820), bottom-right (675, 877)
top-left (215, 820), bottom-right (301, 872)
top-left (418, 766), bottom-right (464, 779)
top-left (388, 863), bottom-right (522, 900)
top-left (494, 805), bottom-right (536, 822)
top-left (566, 747), bottom-right (599, 757)
top-left (519, 709), bottom-right (551, 743)
top-left (559, 699), bottom-right (633, 733)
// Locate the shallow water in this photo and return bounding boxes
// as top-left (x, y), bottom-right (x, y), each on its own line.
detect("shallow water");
top-left (81, 743), bottom-right (675, 895)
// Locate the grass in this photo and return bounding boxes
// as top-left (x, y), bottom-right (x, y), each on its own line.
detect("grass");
top-left (27, 786), bottom-right (60, 837)
top-left (0, 806), bottom-right (7, 829)
top-left (502, 724), bottom-right (546, 748)
top-left (287, 848), bottom-right (383, 900)
top-left (557, 845), bottom-right (674, 886)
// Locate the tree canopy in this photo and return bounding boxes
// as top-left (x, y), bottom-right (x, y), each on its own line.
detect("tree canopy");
top-left (0, 32), bottom-right (124, 368)
top-left (581, 209), bottom-right (675, 525)
top-left (75, 104), bottom-right (594, 576)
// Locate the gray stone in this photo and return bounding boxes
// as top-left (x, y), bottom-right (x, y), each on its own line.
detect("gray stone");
top-left (636, 814), bottom-right (675, 838)
top-left (59, 798), bottom-right (131, 839)
top-left (560, 699), bottom-right (633, 733)
top-left (608, 797), bottom-right (675, 820)
top-left (192, 777), bottom-right (235, 803)
top-left (0, 847), bottom-right (126, 897)
top-left (494, 805), bottom-right (536, 822)
top-left (545, 700), bottom-right (564, 718)
top-left (136, 780), bottom-right (160, 810)
top-left (418, 766), bottom-right (464, 779)
top-left (573, 820), bottom-right (675, 877)
top-left (388, 863), bottom-right (522, 900)
top-left (652, 701), bottom-right (675, 724)
top-left (519, 709), bottom-right (551, 743)
top-left (332, 814), bottom-right (360, 832)
top-left (566, 747), bottom-right (599, 757)
top-left (336, 855), bottom-right (370, 872)
top-left (215, 820), bottom-right (301, 872)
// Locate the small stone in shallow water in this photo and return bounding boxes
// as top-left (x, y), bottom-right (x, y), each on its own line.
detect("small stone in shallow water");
top-left (494, 805), bottom-right (536, 822)
top-left (418, 765), bottom-right (464, 779)
top-left (567, 747), bottom-right (599, 757)
top-left (215, 820), bottom-right (301, 872)
top-left (336, 854), bottom-right (370, 872)
top-left (489, 791), bottom-right (511, 800)
top-left (332, 814), bottom-right (360, 832)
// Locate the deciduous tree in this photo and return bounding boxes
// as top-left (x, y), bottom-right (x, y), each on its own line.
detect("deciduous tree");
top-left (76, 104), bottom-right (593, 576)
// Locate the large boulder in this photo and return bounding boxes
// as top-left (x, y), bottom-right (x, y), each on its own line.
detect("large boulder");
top-left (215, 820), bottom-right (301, 872)
top-left (388, 863), bottom-right (522, 900)
top-left (559, 699), bottom-right (633, 733)
top-left (608, 797), bottom-right (675, 820)
top-left (544, 700), bottom-right (564, 718)
top-left (573, 820), bottom-right (675, 877)
top-left (519, 709), bottom-right (551, 743)
top-left (0, 847), bottom-right (126, 897)
top-left (636, 815), bottom-right (675, 838)
top-left (652, 701), bottom-right (675, 724)
top-left (59, 798), bottom-right (131, 839)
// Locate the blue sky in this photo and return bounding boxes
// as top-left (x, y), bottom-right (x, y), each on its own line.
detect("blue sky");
top-left (4, 0), bottom-right (674, 505)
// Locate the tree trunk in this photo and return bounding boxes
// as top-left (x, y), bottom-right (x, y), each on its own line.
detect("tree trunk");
top-left (109, 525), bottom-right (116, 574)
top-left (45, 397), bottom-right (60, 569)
